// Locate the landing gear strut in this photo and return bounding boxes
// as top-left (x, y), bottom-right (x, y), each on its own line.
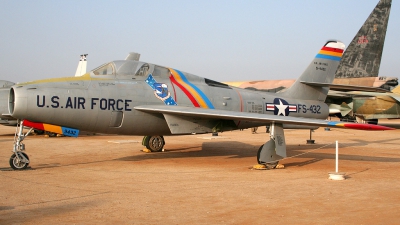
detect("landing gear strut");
top-left (256, 122), bottom-right (286, 169)
top-left (142, 136), bottom-right (165, 152)
top-left (10, 120), bottom-right (33, 170)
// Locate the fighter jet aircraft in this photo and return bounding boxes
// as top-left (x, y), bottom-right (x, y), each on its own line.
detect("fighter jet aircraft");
top-left (328, 85), bottom-right (400, 123)
top-left (6, 40), bottom-right (393, 170)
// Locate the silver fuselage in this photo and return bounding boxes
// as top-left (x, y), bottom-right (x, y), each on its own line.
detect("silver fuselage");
top-left (9, 61), bottom-right (328, 135)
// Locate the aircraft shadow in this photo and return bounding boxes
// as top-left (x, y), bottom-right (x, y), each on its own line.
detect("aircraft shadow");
top-left (2, 138), bottom-right (397, 171)
top-left (117, 141), bottom-right (258, 162)
top-left (1, 199), bottom-right (99, 223)
top-left (117, 138), bottom-right (400, 166)
top-left (0, 138), bottom-right (14, 143)
top-left (0, 133), bottom-right (16, 137)
top-left (287, 150), bottom-right (400, 164)
top-left (0, 159), bottom-right (118, 171)
top-left (286, 136), bottom-right (400, 165)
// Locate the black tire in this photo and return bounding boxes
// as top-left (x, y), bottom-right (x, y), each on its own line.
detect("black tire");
top-left (9, 152), bottom-right (30, 170)
top-left (33, 129), bottom-right (44, 135)
top-left (366, 119), bottom-right (378, 125)
top-left (145, 136), bottom-right (165, 152)
top-left (46, 132), bottom-right (57, 137)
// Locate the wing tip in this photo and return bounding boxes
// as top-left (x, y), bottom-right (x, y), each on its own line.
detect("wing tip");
top-left (327, 121), bottom-right (395, 130)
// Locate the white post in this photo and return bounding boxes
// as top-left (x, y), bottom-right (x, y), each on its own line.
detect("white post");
top-left (335, 140), bottom-right (339, 173)
top-left (329, 140), bottom-right (345, 180)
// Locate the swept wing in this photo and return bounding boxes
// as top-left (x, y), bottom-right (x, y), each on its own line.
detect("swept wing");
top-left (134, 105), bottom-right (394, 132)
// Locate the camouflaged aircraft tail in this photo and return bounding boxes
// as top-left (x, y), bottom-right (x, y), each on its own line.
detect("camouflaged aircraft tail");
top-left (280, 41), bottom-right (344, 102)
top-left (335, 0), bottom-right (392, 78)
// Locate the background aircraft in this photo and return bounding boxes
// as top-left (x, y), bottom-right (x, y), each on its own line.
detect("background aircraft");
top-left (225, 0), bottom-right (396, 124)
top-left (328, 85), bottom-right (400, 123)
top-left (74, 54), bottom-right (88, 77)
top-left (6, 40), bottom-right (393, 170)
top-left (0, 80), bottom-right (16, 125)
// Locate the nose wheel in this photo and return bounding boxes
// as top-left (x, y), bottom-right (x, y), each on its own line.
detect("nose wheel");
top-left (10, 120), bottom-right (33, 170)
top-left (10, 152), bottom-right (30, 170)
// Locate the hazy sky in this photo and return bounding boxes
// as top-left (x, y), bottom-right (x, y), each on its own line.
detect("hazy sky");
top-left (1, 0), bottom-right (399, 83)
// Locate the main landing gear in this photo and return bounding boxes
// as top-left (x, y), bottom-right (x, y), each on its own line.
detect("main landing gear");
top-left (142, 136), bottom-right (165, 152)
top-left (256, 122), bottom-right (286, 169)
top-left (257, 145), bottom-right (279, 169)
top-left (10, 120), bottom-right (34, 170)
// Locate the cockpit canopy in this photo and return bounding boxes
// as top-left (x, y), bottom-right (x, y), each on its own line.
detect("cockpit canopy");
top-left (91, 60), bottom-right (150, 76)
top-left (90, 59), bottom-right (231, 89)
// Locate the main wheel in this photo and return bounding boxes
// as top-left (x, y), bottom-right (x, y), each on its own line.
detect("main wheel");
top-left (257, 145), bottom-right (278, 169)
top-left (9, 152), bottom-right (30, 170)
top-left (145, 136), bottom-right (165, 152)
top-left (33, 129), bottom-right (44, 135)
top-left (46, 132), bottom-right (57, 137)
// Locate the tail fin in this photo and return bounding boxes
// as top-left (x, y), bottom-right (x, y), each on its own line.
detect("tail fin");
top-left (74, 54), bottom-right (88, 77)
top-left (280, 41), bottom-right (345, 101)
top-left (335, 0), bottom-right (391, 78)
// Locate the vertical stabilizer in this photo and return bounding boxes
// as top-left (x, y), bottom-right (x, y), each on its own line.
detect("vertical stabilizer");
top-left (74, 54), bottom-right (88, 77)
top-left (280, 41), bottom-right (345, 101)
top-left (335, 0), bottom-right (391, 78)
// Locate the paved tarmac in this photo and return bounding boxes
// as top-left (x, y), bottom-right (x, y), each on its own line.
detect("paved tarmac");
top-left (0, 124), bottom-right (399, 224)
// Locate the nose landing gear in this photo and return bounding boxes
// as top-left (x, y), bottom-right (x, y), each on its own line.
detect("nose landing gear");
top-left (10, 120), bottom-right (33, 170)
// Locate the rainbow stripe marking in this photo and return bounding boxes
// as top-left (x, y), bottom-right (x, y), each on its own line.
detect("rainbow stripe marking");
top-left (24, 120), bottom-right (80, 137)
top-left (315, 46), bottom-right (344, 61)
top-left (327, 121), bottom-right (394, 130)
top-left (169, 68), bottom-right (214, 109)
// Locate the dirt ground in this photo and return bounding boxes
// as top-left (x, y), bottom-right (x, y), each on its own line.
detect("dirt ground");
top-left (0, 124), bottom-right (399, 224)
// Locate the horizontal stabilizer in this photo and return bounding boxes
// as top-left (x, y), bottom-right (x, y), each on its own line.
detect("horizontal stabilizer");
top-left (301, 81), bottom-right (389, 93)
top-left (327, 91), bottom-right (349, 97)
top-left (328, 102), bottom-right (353, 117)
top-left (134, 105), bottom-right (394, 131)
